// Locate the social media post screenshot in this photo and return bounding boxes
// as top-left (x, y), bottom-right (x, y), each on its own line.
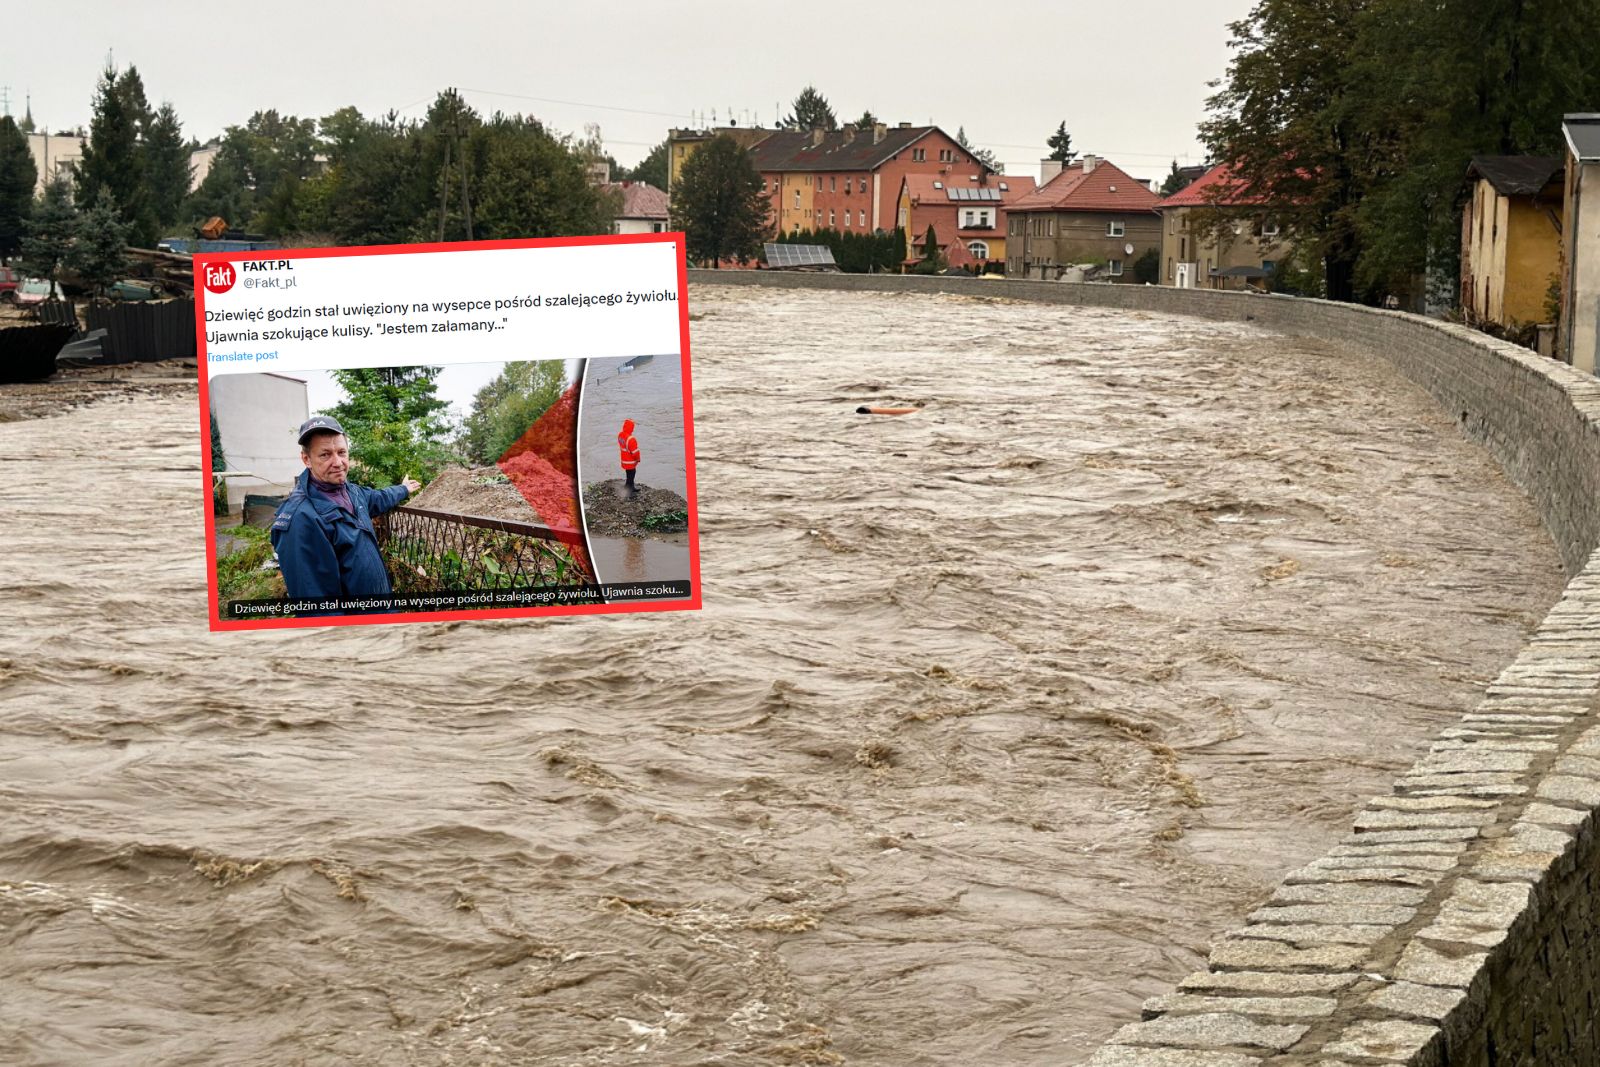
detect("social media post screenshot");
top-left (196, 234), bottom-right (699, 630)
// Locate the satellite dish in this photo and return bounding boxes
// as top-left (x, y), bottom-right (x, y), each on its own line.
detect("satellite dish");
top-left (1124, 242), bottom-right (1135, 255)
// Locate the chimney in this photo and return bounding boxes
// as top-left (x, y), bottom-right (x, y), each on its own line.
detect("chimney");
top-left (841, 123), bottom-right (857, 144)
top-left (810, 128), bottom-right (825, 147)
top-left (897, 122), bottom-right (911, 129)
top-left (1040, 158), bottom-right (1063, 184)
top-left (1082, 154), bottom-right (1098, 174)
top-left (872, 122), bottom-right (887, 144)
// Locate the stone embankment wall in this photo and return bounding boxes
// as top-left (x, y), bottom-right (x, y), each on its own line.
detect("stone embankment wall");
top-left (689, 269), bottom-right (1600, 1066)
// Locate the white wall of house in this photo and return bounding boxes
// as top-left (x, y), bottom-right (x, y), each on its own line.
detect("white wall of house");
top-left (613, 218), bottom-right (666, 235)
top-left (26, 132), bottom-right (85, 195)
top-left (1569, 160), bottom-right (1600, 374)
top-left (210, 373), bottom-right (309, 511)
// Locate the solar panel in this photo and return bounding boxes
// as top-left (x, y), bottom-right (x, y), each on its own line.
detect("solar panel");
top-left (946, 187), bottom-right (1001, 201)
top-left (764, 243), bottom-right (839, 269)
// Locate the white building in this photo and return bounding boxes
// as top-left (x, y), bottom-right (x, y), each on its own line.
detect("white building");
top-left (605, 181), bottom-right (669, 235)
top-left (209, 372), bottom-right (310, 513)
top-left (26, 131), bottom-right (86, 195)
top-left (1561, 115), bottom-right (1600, 373)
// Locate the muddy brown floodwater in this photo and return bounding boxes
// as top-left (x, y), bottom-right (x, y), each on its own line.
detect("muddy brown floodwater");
top-left (0, 288), bottom-right (1566, 1066)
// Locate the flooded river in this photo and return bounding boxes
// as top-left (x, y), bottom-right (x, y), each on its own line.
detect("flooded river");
top-left (0, 287), bottom-right (1565, 1065)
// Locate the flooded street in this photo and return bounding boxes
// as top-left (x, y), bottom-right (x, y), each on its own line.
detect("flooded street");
top-left (0, 286), bottom-right (1566, 1065)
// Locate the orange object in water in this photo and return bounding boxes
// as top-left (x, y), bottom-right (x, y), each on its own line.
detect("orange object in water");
top-left (855, 406), bottom-right (919, 415)
top-left (618, 419), bottom-right (641, 469)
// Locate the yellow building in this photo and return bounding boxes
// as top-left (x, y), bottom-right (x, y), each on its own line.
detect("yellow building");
top-left (1460, 156), bottom-right (1564, 330)
top-left (666, 126), bottom-right (777, 196)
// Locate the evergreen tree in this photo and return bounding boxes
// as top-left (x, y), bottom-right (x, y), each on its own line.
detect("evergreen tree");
top-left (670, 134), bottom-right (771, 266)
top-left (20, 176), bottom-right (77, 281)
top-left (71, 189), bottom-right (132, 297)
top-left (1046, 121), bottom-right (1076, 163)
top-left (852, 110), bottom-right (879, 130)
top-left (955, 126), bottom-right (999, 171)
top-left (472, 115), bottom-right (616, 240)
top-left (781, 86), bottom-right (837, 131)
top-left (628, 139), bottom-right (669, 190)
top-left (1159, 160), bottom-right (1192, 197)
top-left (0, 116), bottom-right (37, 263)
top-left (143, 103), bottom-right (190, 232)
top-left (76, 66), bottom-right (156, 246)
top-left (323, 367), bottom-right (454, 486)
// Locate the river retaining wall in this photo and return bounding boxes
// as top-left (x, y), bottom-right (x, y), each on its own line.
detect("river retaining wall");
top-left (688, 269), bottom-right (1600, 1066)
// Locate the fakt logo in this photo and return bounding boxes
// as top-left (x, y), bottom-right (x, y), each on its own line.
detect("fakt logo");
top-left (203, 262), bottom-right (236, 295)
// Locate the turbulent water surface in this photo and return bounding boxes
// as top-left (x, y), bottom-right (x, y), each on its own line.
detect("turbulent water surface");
top-left (0, 287), bottom-right (1567, 1065)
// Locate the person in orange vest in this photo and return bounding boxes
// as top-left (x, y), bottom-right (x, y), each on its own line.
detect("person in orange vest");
top-left (618, 418), bottom-right (641, 495)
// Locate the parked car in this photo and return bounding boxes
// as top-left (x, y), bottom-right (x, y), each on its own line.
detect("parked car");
top-left (108, 278), bottom-right (165, 301)
top-left (0, 266), bottom-right (19, 303)
top-left (13, 278), bottom-right (64, 308)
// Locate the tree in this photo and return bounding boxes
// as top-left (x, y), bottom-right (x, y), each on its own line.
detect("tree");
top-left (143, 103), bottom-right (191, 232)
top-left (912, 223), bottom-right (946, 274)
top-left (670, 134), bottom-right (771, 266)
top-left (1201, 0), bottom-right (1369, 302)
top-left (852, 110), bottom-right (879, 130)
top-left (461, 360), bottom-right (567, 464)
top-left (955, 126), bottom-right (999, 171)
top-left (20, 176), bottom-right (77, 281)
top-left (1133, 247), bottom-right (1161, 284)
top-left (0, 116), bottom-right (37, 263)
top-left (1159, 160), bottom-right (1193, 197)
top-left (323, 367), bottom-right (454, 486)
top-left (781, 86), bottom-right (837, 131)
top-left (76, 65), bottom-right (156, 246)
top-left (473, 115), bottom-right (617, 240)
top-left (1046, 121), bottom-right (1076, 163)
top-left (71, 189), bottom-right (132, 298)
top-left (628, 139), bottom-right (669, 190)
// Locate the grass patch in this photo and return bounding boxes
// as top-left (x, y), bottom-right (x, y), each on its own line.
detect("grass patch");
top-left (216, 524), bottom-right (286, 604)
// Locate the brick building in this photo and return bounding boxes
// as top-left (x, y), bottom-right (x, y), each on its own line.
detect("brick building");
top-left (1004, 157), bottom-right (1162, 282)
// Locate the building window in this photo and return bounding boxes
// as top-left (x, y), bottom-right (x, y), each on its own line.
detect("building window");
top-left (1261, 219), bottom-right (1280, 237)
top-left (858, 178), bottom-right (866, 193)
top-left (1108, 259), bottom-right (1123, 276)
top-left (858, 210), bottom-right (865, 226)
top-left (653, 222), bottom-right (665, 233)
top-left (1167, 257), bottom-right (1173, 280)
top-left (830, 176), bottom-right (836, 192)
top-left (794, 189), bottom-right (801, 209)
top-left (1168, 214), bottom-right (1176, 235)
top-left (816, 208), bottom-right (823, 222)
top-left (912, 148), bottom-right (925, 162)
top-left (967, 240), bottom-right (989, 259)
top-left (1262, 260), bottom-right (1275, 273)
top-left (1107, 221), bottom-right (1125, 237)
top-left (830, 209), bottom-right (836, 226)
top-left (845, 210), bottom-right (852, 227)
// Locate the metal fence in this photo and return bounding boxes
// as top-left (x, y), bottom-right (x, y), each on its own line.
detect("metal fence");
top-left (83, 299), bottom-right (196, 362)
top-left (374, 505), bottom-right (592, 592)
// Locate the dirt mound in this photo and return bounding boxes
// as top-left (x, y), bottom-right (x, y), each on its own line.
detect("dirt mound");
top-left (582, 480), bottom-right (689, 538)
top-left (407, 466), bottom-right (543, 524)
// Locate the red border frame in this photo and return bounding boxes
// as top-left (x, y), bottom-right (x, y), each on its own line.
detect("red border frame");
top-left (196, 231), bottom-right (701, 631)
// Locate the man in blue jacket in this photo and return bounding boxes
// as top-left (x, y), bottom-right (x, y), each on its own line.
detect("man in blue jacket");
top-left (270, 416), bottom-right (419, 603)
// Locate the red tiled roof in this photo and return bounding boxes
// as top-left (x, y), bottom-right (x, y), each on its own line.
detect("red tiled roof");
top-left (604, 181), bottom-right (669, 220)
top-left (899, 173), bottom-right (1038, 236)
top-left (750, 126), bottom-right (981, 173)
top-left (1006, 159), bottom-right (1161, 214)
top-left (1157, 163), bottom-right (1271, 209)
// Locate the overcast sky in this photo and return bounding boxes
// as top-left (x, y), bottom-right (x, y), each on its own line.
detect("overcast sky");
top-left (7, 0), bottom-right (1254, 180)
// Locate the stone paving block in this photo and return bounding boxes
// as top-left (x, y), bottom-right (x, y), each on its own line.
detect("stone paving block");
top-left (1307, 853), bottom-right (1458, 872)
top-left (1366, 795), bottom-right (1502, 810)
top-left (1322, 1019), bottom-right (1441, 1061)
top-left (1417, 922), bottom-right (1507, 947)
top-left (1087, 1048), bottom-right (1266, 1067)
top-left (1178, 970), bottom-right (1359, 995)
top-left (1430, 739), bottom-right (1558, 753)
top-left (1329, 841), bottom-right (1466, 857)
top-left (1553, 754), bottom-right (1600, 778)
top-left (1141, 992), bottom-right (1337, 1020)
top-left (1471, 842), bottom-right (1560, 882)
top-left (1404, 784), bottom-right (1527, 798)
top-left (1394, 940), bottom-right (1487, 988)
top-left (1395, 773), bottom-right (1521, 792)
top-left (1283, 865), bottom-right (1443, 887)
top-left (1108, 1012), bottom-right (1308, 1051)
top-left (1408, 752), bottom-right (1537, 775)
top-left (1340, 827), bottom-right (1481, 845)
top-left (1269, 883), bottom-right (1429, 906)
top-left (1566, 725), bottom-right (1600, 755)
top-left (1249, 904), bottom-right (1416, 926)
top-left (1520, 802), bottom-right (1587, 827)
top-left (1509, 821), bottom-right (1576, 853)
top-left (1535, 774), bottom-right (1600, 807)
top-left (1211, 938), bottom-right (1367, 972)
top-left (1365, 981), bottom-right (1466, 1021)
top-left (1233, 922), bottom-right (1393, 946)
top-left (1438, 728), bottom-right (1558, 740)
top-left (1461, 714), bottom-right (1574, 726)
